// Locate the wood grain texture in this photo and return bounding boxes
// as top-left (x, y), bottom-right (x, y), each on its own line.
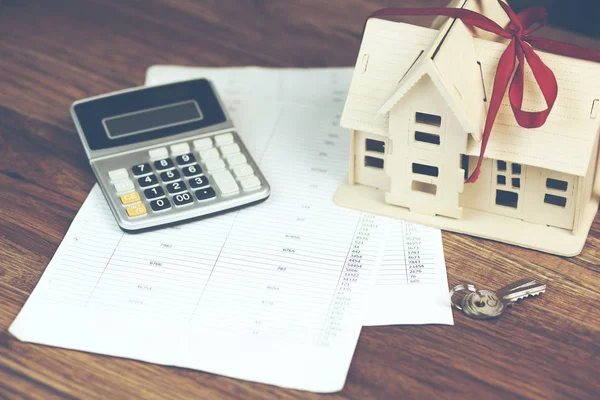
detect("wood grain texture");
top-left (0, 1), bottom-right (599, 398)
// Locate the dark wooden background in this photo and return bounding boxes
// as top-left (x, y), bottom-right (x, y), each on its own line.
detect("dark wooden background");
top-left (1, 1), bottom-right (599, 399)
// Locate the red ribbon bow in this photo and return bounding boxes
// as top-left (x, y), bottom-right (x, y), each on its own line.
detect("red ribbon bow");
top-left (368, 0), bottom-right (600, 183)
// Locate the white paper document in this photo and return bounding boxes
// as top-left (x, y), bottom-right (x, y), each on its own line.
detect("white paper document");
top-left (10, 67), bottom-right (452, 393)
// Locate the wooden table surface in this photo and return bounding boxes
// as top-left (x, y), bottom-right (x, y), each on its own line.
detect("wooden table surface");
top-left (1, 1), bottom-right (599, 399)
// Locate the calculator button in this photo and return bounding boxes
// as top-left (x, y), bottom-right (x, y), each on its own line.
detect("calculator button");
top-left (150, 198), bottom-right (171, 212)
top-left (173, 192), bottom-right (194, 206)
top-left (126, 203), bottom-right (147, 217)
top-left (182, 164), bottom-right (203, 177)
top-left (144, 186), bottom-right (165, 200)
top-left (226, 153), bottom-right (247, 167)
top-left (120, 191), bottom-right (141, 205)
top-left (193, 137), bottom-right (213, 150)
top-left (233, 164), bottom-right (254, 178)
top-left (166, 181), bottom-right (187, 194)
top-left (154, 158), bottom-right (175, 171)
top-left (212, 170), bottom-right (239, 196)
top-left (108, 168), bottom-right (128, 181)
top-left (240, 175), bottom-right (261, 191)
top-left (170, 142), bottom-right (190, 156)
top-left (131, 163), bottom-right (152, 177)
top-left (195, 187), bottom-right (216, 201)
top-left (189, 175), bottom-right (210, 189)
top-left (220, 143), bottom-right (241, 156)
top-left (114, 179), bottom-right (135, 193)
top-left (138, 174), bottom-right (159, 187)
top-left (148, 147), bottom-right (169, 160)
top-left (199, 148), bottom-right (220, 160)
top-left (204, 158), bottom-right (226, 172)
top-left (160, 169), bottom-right (181, 183)
top-left (176, 153), bottom-right (196, 166)
top-left (214, 133), bottom-right (234, 146)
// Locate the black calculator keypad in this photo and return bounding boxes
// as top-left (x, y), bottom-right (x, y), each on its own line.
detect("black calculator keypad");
top-left (154, 158), bottom-right (174, 171)
top-left (160, 169), bottom-right (181, 182)
top-left (150, 198), bottom-right (171, 212)
top-left (132, 163), bottom-right (152, 176)
top-left (182, 164), bottom-right (203, 177)
top-left (189, 176), bottom-right (210, 189)
top-left (167, 181), bottom-right (187, 194)
top-left (196, 187), bottom-right (216, 201)
top-left (144, 186), bottom-right (165, 199)
top-left (112, 133), bottom-right (265, 222)
top-left (138, 174), bottom-right (159, 187)
top-left (176, 153), bottom-right (196, 166)
top-left (173, 192), bottom-right (194, 206)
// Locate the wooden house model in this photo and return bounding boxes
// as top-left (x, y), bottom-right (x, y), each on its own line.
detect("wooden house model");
top-left (334, 0), bottom-right (600, 255)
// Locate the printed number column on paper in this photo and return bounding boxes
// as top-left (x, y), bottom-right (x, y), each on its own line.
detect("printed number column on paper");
top-left (320, 213), bottom-right (384, 347)
top-left (404, 224), bottom-right (437, 285)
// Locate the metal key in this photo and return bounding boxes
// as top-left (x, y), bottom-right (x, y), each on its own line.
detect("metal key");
top-left (497, 279), bottom-right (547, 304)
top-left (450, 279), bottom-right (547, 320)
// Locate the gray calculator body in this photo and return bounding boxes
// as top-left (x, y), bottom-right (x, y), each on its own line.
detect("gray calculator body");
top-left (70, 79), bottom-right (270, 231)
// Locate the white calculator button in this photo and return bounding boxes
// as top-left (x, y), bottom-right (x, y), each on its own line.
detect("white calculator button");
top-left (170, 142), bottom-right (190, 156)
top-left (226, 153), bottom-right (247, 167)
top-left (212, 170), bottom-right (239, 196)
top-left (114, 179), bottom-right (134, 193)
top-left (204, 158), bottom-right (226, 172)
top-left (240, 175), bottom-right (261, 191)
top-left (108, 168), bottom-right (128, 181)
top-left (233, 164), bottom-right (254, 178)
top-left (149, 147), bottom-right (169, 160)
top-left (220, 143), bottom-right (240, 156)
top-left (214, 133), bottom-right (234, 146)
top-left (199, 148), bottom-right (220, 160)
top-left (193, 137), bottom-right (213, 150)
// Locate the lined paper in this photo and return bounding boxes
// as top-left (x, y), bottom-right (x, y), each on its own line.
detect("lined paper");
top-left (10, 67), bottom-right (452, 393)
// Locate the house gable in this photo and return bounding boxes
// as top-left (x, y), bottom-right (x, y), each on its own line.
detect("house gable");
top-left (340, 19), bottom-right (439, 137)
top-left (378, 59), bottom-right (479, 137)
top-left (377, 6), bottom-right (488, 140)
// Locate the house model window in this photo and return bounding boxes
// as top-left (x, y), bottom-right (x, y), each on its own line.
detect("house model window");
top-left (544, 177), bottom-right (569, 207)
top-left (365, 155), bottom-right (384, 169)
top-left (494, 160), bottom-right (521, 208)
top-left (415, 111), bottom-right (442, 127)
top-left (366, 138), bottom-right (385, 153)
top-left (336, 3), bottom-right (600, 256)
top-left (415, 130), bottom-right (441, 145)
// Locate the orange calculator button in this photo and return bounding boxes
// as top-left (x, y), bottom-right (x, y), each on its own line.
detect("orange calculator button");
top-left (120, 191), bottom-right (141, 205)
top-left (126, 203), bottom-right (147, 217)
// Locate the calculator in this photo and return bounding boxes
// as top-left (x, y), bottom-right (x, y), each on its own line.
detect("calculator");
top-left (70, 78), bottom-right (270, 231)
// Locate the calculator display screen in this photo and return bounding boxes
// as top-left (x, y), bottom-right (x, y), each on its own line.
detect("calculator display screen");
top-left (74, 79), bottom-right (227, 150)
top-left (103, 100), bottom-right (204, 139)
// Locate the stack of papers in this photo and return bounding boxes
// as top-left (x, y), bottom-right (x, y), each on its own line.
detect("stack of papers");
top-left (10, 66), bottom-right (452, 393)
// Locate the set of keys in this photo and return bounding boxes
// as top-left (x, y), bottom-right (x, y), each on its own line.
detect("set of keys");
top-left (450, 279), bottom-right (547, 319)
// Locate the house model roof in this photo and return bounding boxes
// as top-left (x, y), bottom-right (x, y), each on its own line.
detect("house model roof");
top-left (341, 13), bottom-right (600, 176)
top-left (466, 38), bottom-right (600, 176)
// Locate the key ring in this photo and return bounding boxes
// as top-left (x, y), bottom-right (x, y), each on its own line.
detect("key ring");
top-left (449, 283), bottom-right (478, 311)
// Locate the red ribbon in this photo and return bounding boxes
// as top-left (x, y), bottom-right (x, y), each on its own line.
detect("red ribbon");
top-left (368, 1), bottom-right (600, 183)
